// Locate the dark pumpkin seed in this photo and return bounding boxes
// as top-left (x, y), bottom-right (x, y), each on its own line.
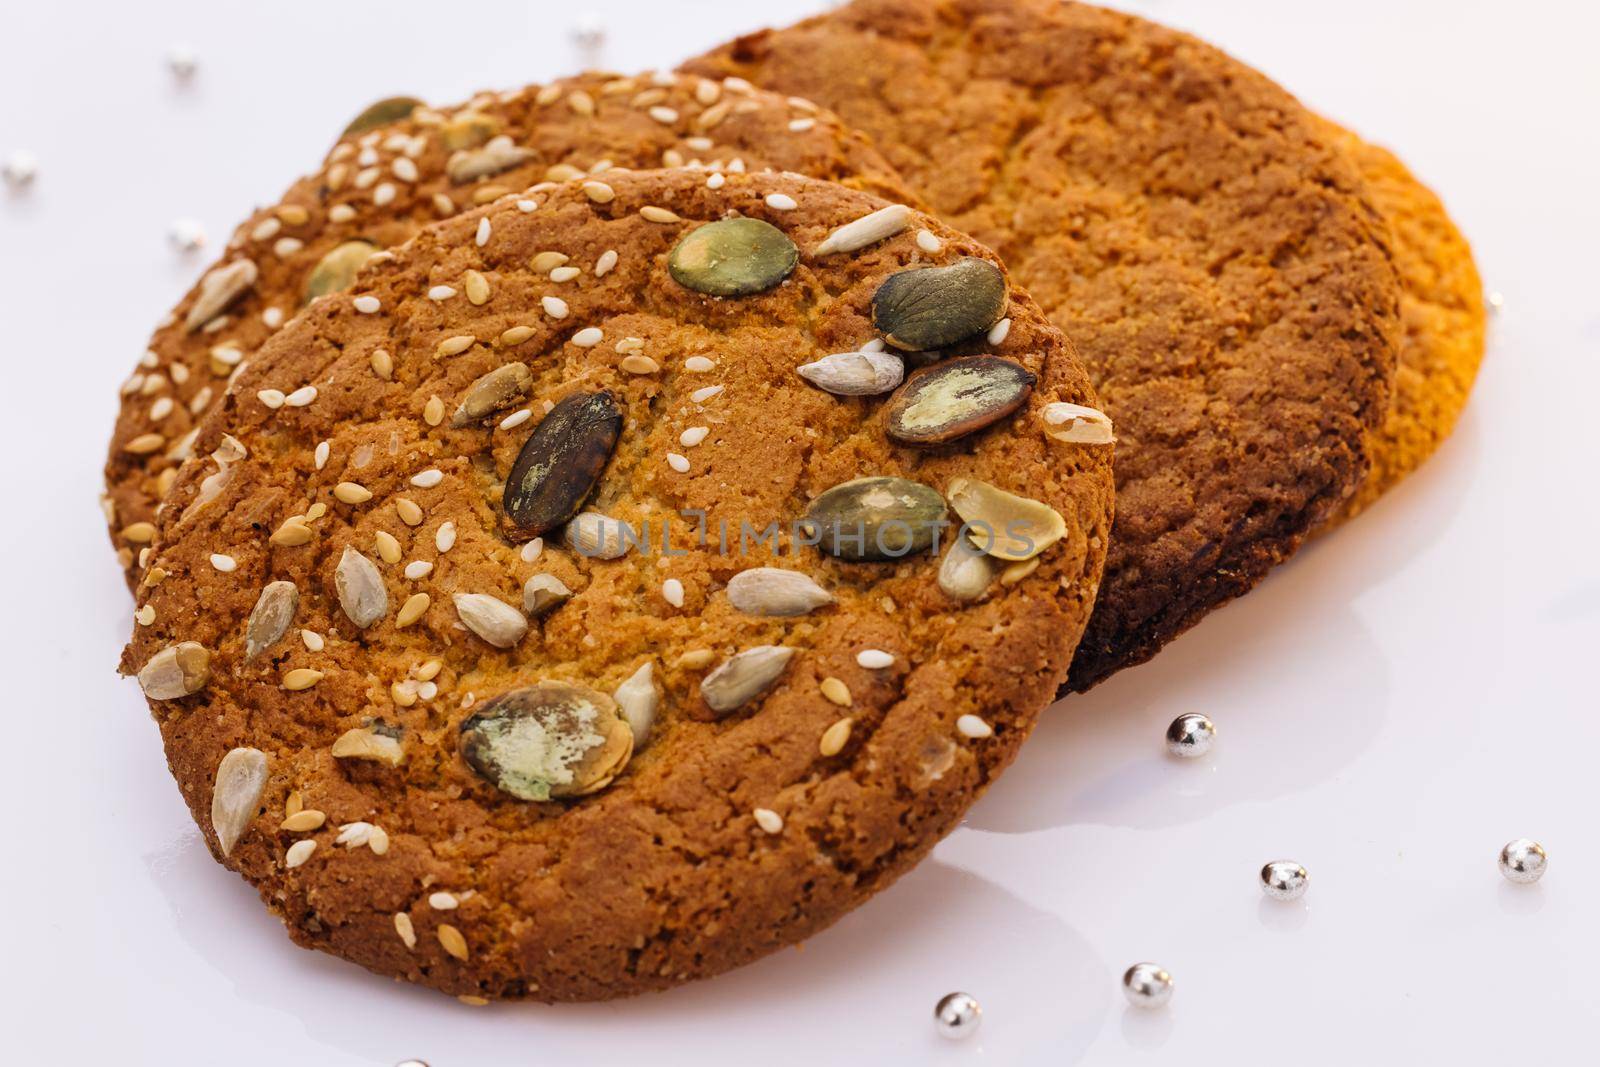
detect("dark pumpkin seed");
top-left (341, 96), bottom-right (424, 138)
top-left (304, 240), bottom-right (378, 304)
top-left (668, 217), bottom-right (798, 297)
top-left (502, 390), bottom-right (622, 538)
top-left (460, 682), bottom-right (633, 801)
top-left (800, 476), bottom-right (948, 561)
top-left (871, 256), bottom-right (1006, 351)
top-left (885, 356), bottom-right (1036, 446)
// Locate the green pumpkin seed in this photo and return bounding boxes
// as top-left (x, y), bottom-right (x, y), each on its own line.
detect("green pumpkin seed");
top-left (668, 218), bottom-right (798, 297)
top-left (800, 476), bottom-right (948, 561)
top-left (303, 240), bottom-right (378, 305)
top-left (503, 391), bottom-right (622, 539)
top-left (871, 257), bottom-right (1006, 351)
top-left (460, 682), bottom-right (633, 801)
top-left (885, 356), bottom-right (1036, 446)
top-left (341, 96), bottom-right (424, 138)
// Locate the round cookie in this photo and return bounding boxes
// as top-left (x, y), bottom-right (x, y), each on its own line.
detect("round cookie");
top-left (120, 169), bottom-right (1114, 1001)
top-left (684, 0), bottom-right (1405, 691)
top-left (103, 71), bottom-right (919, 590)
top-left (1320, 126), bottom-right (1486, 524)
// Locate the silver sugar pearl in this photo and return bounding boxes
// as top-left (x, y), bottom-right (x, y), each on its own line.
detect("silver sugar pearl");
top-left (1260, 860), bottom-right (1310, 901)
top-left (933, 991), bottom-right (982, 1040)
top-left (167, 44), bottom-right (198, 80)
top-left (168, 217), bottom-right (207, 253)
top-left (1165, 713), bottom-right (1215, 758)
top-left (3, 149), bottom-right (39, 188)
top-left (1498, 839), bottom-right (1547, 884)
top-left (1122, 962), bottom-right (1174, 1009)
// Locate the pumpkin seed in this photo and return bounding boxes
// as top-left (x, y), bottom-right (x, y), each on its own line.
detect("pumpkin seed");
top-left (210, 747), bottom-right (269, 857)
top-left (947, 477), bottom-right (1066, 562)
top-left (446, 136), bottom-right (535, 184)
top-left (668, 217), bottom-right (797, 296)
top-left (438, 110), bottom-right (500, 151)
top-left (184, 259), bottom-right (258, 332)
top-left (885, 356), bottom-right (1036, 445)
top-left (726, 568), bottom-right (834, 616)
top-left (334, 546), bottom-right (388, 628)
top-left (460, 681), bottom-right (633, 801)
top-left (244, 580), bottom-right (298, 660)
top-left (452, 363), bottom-right (532, 426)
top-left (1040, 401), bottom-right (1115, 444)
top-left (612, 662), bottom-right (660, 747)
top-left (331, 722), bottom-right (406, 767)
top-left (871, 257), bottom-right (1006, 351)
top-left (453, 592), bottom-right (528, 649)
top-left (342, 96), bottom-right (424, 137)
top-left (700, 645), bottom-right (796, 716)
top-left (304, 240), bottom-right (378, 304)
top-left (796, 350), bottom-right (905, 396)
top-left (138, 641), bottom-right (211, 699)
top-left (800, 476), bottom-right (948, 561)
top-left (565, 511), bottom-right (634, 559)
top-left (937, 536), bottom-right (999, 602)
top-left (523, 573), bottom-right (572, 616)
top-left (503, 391), bottom-right (622, 538)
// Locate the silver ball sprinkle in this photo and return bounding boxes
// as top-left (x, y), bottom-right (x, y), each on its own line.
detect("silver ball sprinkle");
top-left (1498, 839), bottom-right (1547, 884)
top-left (1122, 963), bottom-right (1174, 1009)
top-left (168, 217), bottom-right (207, 253)
top-left (933, 991), bottom-right (982, 1040)
top-left (1164, 713), bottom-right (1215, 758)
top-left (3, 149), bottom-right (39, 188)
top-left (1260, 860), bottom-right (1310, 901)
top-left (167, 44), bottom-right (198, 80)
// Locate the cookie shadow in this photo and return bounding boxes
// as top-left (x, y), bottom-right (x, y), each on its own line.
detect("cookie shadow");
top-left (145, 835), bottom-right (1109, 1066)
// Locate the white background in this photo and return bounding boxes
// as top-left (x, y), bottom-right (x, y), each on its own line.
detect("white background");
top-left (2, 1), bottom-right (1595, 1063)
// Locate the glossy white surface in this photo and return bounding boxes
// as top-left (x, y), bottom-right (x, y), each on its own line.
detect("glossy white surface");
top-left (2, 1), bottom-right (1594, 1063)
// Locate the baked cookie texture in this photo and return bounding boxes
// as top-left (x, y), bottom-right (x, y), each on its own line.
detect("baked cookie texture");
top-left (684, 0), bottom-right (1405, 690)
top-left (1321, 126), bottom-right (1486, 523)
top-left (120, 169), bottom-right (1114, 1001)
top-left (103, 71), bottom-right (918, 590)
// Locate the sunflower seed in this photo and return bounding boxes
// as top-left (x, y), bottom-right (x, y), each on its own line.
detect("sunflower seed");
top-left (331, 722), bottom-right (406, 766)
top-left (522, 573), bottom-right (572, 616)
top-left (871, 257), bottom-right (1006, 351)
top-left (446, 136), bottom-right (535, 184)
top-left (335, 546), bottom-right (388, 628)
top-left (564, 511), bottom-right (633, 559)
top-left (460, 681), bottom-right (633, 800)
top-left (452, 362), bottom-right (532, 427)
top-left (726, 568), bottom-right (834, 616)
top-left (304, 240), bottom-right (378, 304)
top-left (244, 581), bottom-right (298, 660)
top-left (668, 218), bottom-right (798, 296)
top-left (937, 536), bottom-right (999, 602)
top-left (210, 747), bottom-right (268, 857)
top-left (453, 593), bottom-right (528, 649)
top-left (184, 259), bottom-right (258, 332)
top-left (801, 476), bottom-right (947, 561)
top-left (885, 356), bottom-right (1036, 445)
top-left (796, 350), bottom-right (905, 396)
top-left (700, 645), bottom-right (796, 716)
top-left (947, 477), bottom-right (1066, 561)
top-left (503, 391), bottom-right (622, 538)
top-left (1040, 401), bottom-right (1115, 444)
top-left (612, 661), bottom-right (660, 747)
top-left (138, 641), bottom-right (211, 699)
top-left (813, 203), bottom-right (913, 256)
top-left (342, 96), bottom-right (423, 137)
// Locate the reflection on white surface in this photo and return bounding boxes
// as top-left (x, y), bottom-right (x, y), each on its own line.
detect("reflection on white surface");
top-left (2, 0), bottom-right (1596, 1063)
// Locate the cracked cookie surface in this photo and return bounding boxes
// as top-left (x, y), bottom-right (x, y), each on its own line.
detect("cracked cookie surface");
top-left (121, 169), bottom-right (1113, 1001)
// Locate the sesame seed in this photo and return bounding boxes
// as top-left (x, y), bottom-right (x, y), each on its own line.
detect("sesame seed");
top-left (396, 593), bottom-right (430, 628)
top-left (549, 266), bottom-right (581, 282)
top-left (284, 385), bottom-right (317, 407)
top-left (438, 925), bottom-right (470, 961)
top-left (684, 356), bottom-right (715, 373)
top-left (373, 183), bottom-right (396, 206)
top-left (475, 217), bottom-right (491, 246)
top-left (499, 408), bottom-right (532, 430)
top-left (149, 396), bottom-right (174, 421)
top-left (285, 840), bottom-right (317, 868)
top-left (662, 578), bottom-right (685, 606)
top-left (789, 118), bottom-right (815, 132)
top-left (396, 498), bottom-right (424, 525)
top-left (666, 452), bottom-right (690, 473)
top-left (520, 538), bottom-right (544, 562)
top-left (374, 530), bottom-right (402, 564)
top-left (788, 95), bottom-right (819, 112)
top-left (433, 193), bottom-right (454, 215)
top-left (411, 469), bottom-right (443, 488)
top-left (252, 217), bottom-right (281, 241)
top-left (428, 285), bottom-right (457, 300)
top-left (312, 441), bottom-right (330, 471)
top-left (334, 482), bottom-right (372, 504)
top-left (463, 270), bottom-right (490, 305)
top-left (690, 384), bottom-right (724, 403)
top-left (648, 105), bottom-right (679, 124)
top-left (819, 676), bottom-right (852, 706)
top-left (987, 317), bottom-right (1012, 345)
top-left (595, 249), bottom-right (618, 276)
top-left (686, 136), bottom-right (713, 151)
top-left (209, 553), bottom-right (236, 572)
top-left (280, 809), bottom-right (326, 832)
top-left (135, 604), bottom-right (155, 626)
top-left (437, 335), bottom-right (475, 358)
top-left (857, 648), bottom-right (894, 669)
top-left (429, 891), bottom-right (460, 911)
top-left (753, 808), bottom-right (784, 834)
top-left (394, 913), bottom-right (417, 949)
top-left (353, 295), bottom-right (380, 314)
top-left (273, 236), bottom-right (303, 257)
top-left (679, 426), bottom-right (709, 447)
top-left (956, 714), bottom-right (994, 739)
top-left (695, 79), bottom-right (721, 105)
top-left (571, 327), bottom-right (603, 347)
top-left (282, 668), bottom-right (324, 691)
top-left (764, 192), bottom-right (797, 211)
top-left (404, 560), bottom-right (434, 580)
top-left (819, 717), bottom-right (853, 757)
top-left (582, 181), bottom-right (615, 203)
top-left (542, 296), bottom-right (570, 319)
top-left (706, 172), bottom-right (726, 190)
top-left (392, 157), bottom-right (418, 182)
top-left (370, 349), bottom-right (394, 379)
top-left (500, 325), bottom-right (535, 346)
top-left (861, 338), bottom-right (886, 353)
top-left (619, 355), bottom-right (660, 375)
top-left (257, 389), bottom-right (286, 409)
top-left (301, 630), bottom-right (324, 652)
top-left (262, 307), bottom-right (284, 328)
top-left (328, 204), bottom-right (356, 223)
top-left (335, 822), bottom-right (373, 848)
top-left (640, 205), bottom-right (680, 223)
top-left (436, 521), bottom-right (457, 552)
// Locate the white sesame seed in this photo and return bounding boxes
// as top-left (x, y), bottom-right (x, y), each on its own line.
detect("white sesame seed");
top-left (690, 384), bottom-right (724, 403)
top-left (314, 441), bottom-right (329, 469)
top-left (520, 538), bottom-right (544, 562)
top-left (753, 808), bottom-right (784, 834)
top-left (516, 198), bottom-right (538, 213)
top-left (549, 266), bottom-right (581, 282)
top-left (916, 229), bottom-right (943, 253)
top-left (416, 681), bottom-right (437, 700)
top-left (706, 172), bottom-right (726, 190)
top-left (862, 337), bottom-right (886, 352)
top-left (262, 306), bottom-right (284, 328)
top-left (353, 295), bottom-right (381, 314)
top-left (571, 327), bottom-right (603, 347)
top-left (373, 183), bottom-right (396, 206)
top-left (149, 396), bottom-right (174, 421)
top-left (499, 408), bottom-right (532, 430)
top-left (679, 426), bottom-right (709, 447)
top-left (662, 578), bottom-right (685, 607)
top-left (987, 317), bottom-right (1012, 345)
top-left (301, 629), bottom-right (325, 652)
top-left (411, 469), bottom-right (443, 488)
top-left (684, 356), bottom-right (715, 373)
top-left (429, 892), bottom-right (459, 910)
top-left (284, 385), bottom-right (317, 407)
top-left (666, 452), bottom-right (690, 473)
top-left (648, 105), bottom-right (679, 124)
top-left (436, 521), bottom-right (456, 552)
top-left (357, 147), bottom-right (378, 167)
top-left (392, 157), bottom-right (418, 182)
top-left (428, 285), bottom-right (457, 301)
top-left (252, 217), bottom-right (281, 241)
top-left (856, 648), bottom-right (894, 669)
top-left (475, 217), bottom-right (491, 246)
top-left (328, 204), bottom-right (356, 223)
top-left (257, 389), bottom-right (285, 409)
top-left (542, 296), bottom-right (570, 319)
top-left (594, 249), bottom-right (618, 276)
top-left (209, 553), bottom-right (237, 572)
top-left (765, 192), bottom-right (798, 211)
top-left (640, 206), bottom-right (680, 223)
top-left (956, 714), bottom-right (994, 739)
top-left (404, 560), bottom-right (434, 580)
top-left (789, 118), bottom-right (816, 132)
top-left (582, 180), bottom-right (615, 203)
top-left (285, 839), bottom-right (317, 868)
top-left (686, 136), bottom-right (713, 151)
top-left (273, 236), bottom-right (304, 258)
